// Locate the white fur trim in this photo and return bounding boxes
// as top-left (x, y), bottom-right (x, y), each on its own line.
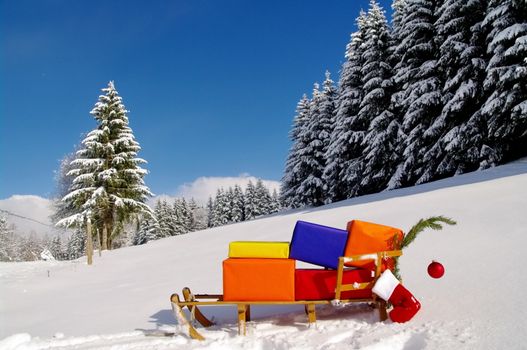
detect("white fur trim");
top-left (372, 270), bottom-right (400, 301)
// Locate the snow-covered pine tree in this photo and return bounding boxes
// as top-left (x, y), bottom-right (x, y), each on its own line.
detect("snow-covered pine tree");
top-left (220, 189), bottom-right (233, 224)
top-left (386, 1), bottom-right (408, 191)
top-left (421, 0), bottom-right (488, 180)
top-left (387, 0), bottom-right (443, 189)
top-left (49, 235), bottom-right (65, 260)
top-left (188, 198), bottom-right (207, 231)
top-left (172, 199), bottom-right (182, 234)
top-left (132, 221), bottom-right (148, 245)
top-left (231, 185), bottom-right (245, 222)
top-left (382, 0), bottom-right (408, 191)
top-left (154, 199), bottom-right (174, 238)
top-left (181, 198), bottom-right (193, 231)
top-left (254, 179), bottom-right (272, 216)
top-left (211, 189), bottom-right (230, 226)
top-left (206, 197), bottom-right (214, 228)
top-left (51, 151), bottom-right (78, 225)
top-left (18, 232), bottom-right (43, 261)
top-left (0, 215), bottom-right (16, 262)
top-left (391, 0), bottom-right (407, 31)
top-left (480, 0), bottom-right (527, 167)
top-left (133, 217), bottom-right (159, 245)
top-left (1, 226), bottom-right (42, 262)
top-left (147, 218), bottom-right (161, 241)
top-left (281, 95), bottom-right (311, 208)
top-left (115, 223), bottom-right (139, 248)
top-left (269, 189), bottom-right (282, 214)
top-left (172, 199), bottom-right (188, 234)
top-left (323, 12), bottom-right (368, 202)
top-left (225, 187), bottom-right (235, 222)
top-left (358, 1), bottom-right (400, 194)
top-left (296, 78), bottom-right (334, 207)
top-left (66, 228), bottom-right (86, 260)
top-left (186, 198), bottom-right (197, 231)
top-left (57, 81), bottom-right (153, 251)
top-left (316, 71), bottom-right (337, 198)
top-left (244, 181), bottom-right (257, 220)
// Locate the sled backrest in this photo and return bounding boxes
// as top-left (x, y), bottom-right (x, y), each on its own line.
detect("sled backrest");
top-left (334, 250), bottom-right (402, 301)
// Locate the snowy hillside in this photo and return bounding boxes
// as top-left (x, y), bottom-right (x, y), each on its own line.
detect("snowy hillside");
top-left (1, 159), bottom-right (527, 349)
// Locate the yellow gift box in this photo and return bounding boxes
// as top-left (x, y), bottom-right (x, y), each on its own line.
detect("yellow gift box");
top-left (228, 241), bottom-right (290, 259)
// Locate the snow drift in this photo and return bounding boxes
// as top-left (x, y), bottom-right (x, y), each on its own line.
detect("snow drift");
top-left (1, 159), bottom-right (527, 349)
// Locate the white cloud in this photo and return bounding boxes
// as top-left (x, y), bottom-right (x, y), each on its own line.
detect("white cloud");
top-left (0, 195), bottom-right (56, 236)
top-left (150, 175), bottom-right (281, 205)
top-left (1, 175), bottom-right (281, 232)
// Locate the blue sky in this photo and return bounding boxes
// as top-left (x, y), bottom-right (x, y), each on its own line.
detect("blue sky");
top-left (0, 0), bottom-right (393, 200)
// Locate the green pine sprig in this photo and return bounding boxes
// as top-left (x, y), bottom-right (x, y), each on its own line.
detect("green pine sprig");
top-left (402, 216), bottom-right (456, 249)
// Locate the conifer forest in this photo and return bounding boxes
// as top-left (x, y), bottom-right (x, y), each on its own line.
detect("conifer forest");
top-left (281, 0), bottom-right (527, 207)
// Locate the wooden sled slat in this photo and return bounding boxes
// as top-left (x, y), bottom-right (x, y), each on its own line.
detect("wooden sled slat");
top-left (182, 287), bottom-right (215, 327)
top-left (170, 293), bottom-right (205, 341)
top-left (339, 282), bottom-right (374, 291)
top-left (171, 297), bottom-right (374, 307)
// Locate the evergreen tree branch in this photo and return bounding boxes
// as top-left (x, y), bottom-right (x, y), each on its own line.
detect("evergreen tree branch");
top-left (402, 216), bottom-right (456, 249)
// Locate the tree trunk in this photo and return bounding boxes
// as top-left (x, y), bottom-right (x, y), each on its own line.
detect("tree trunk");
top-left (97, 227), bottom-right (102, 257)
top-left (86, 219), bottom-right (93, 265)
top-left (106, 222), bottom-right (113, 250)
top-left (102, 223), bottom-right (108, 250)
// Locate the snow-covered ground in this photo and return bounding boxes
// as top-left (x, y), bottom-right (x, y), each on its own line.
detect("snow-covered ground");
top-left (1, 159), bottom-right (527, 349)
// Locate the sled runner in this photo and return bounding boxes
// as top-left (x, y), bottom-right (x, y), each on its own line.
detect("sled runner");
top-left (170, 250), bottom-right (402, 340)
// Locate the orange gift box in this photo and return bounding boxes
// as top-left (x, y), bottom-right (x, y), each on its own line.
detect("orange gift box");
top-left (344, 220), bottom-right (403, 270)
top-left (223, 258), bottom-right (295, 301)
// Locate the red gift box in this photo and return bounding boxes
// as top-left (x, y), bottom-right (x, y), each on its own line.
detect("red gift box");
top-left (295, 268), bottom-right (374, 300)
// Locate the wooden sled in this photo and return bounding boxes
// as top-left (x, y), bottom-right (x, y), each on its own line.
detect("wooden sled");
top-left (170, 250), bottom-right (402, 340)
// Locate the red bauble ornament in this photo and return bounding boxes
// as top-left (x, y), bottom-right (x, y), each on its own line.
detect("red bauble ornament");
top-left (427, 261), bottom-right (444, 279)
